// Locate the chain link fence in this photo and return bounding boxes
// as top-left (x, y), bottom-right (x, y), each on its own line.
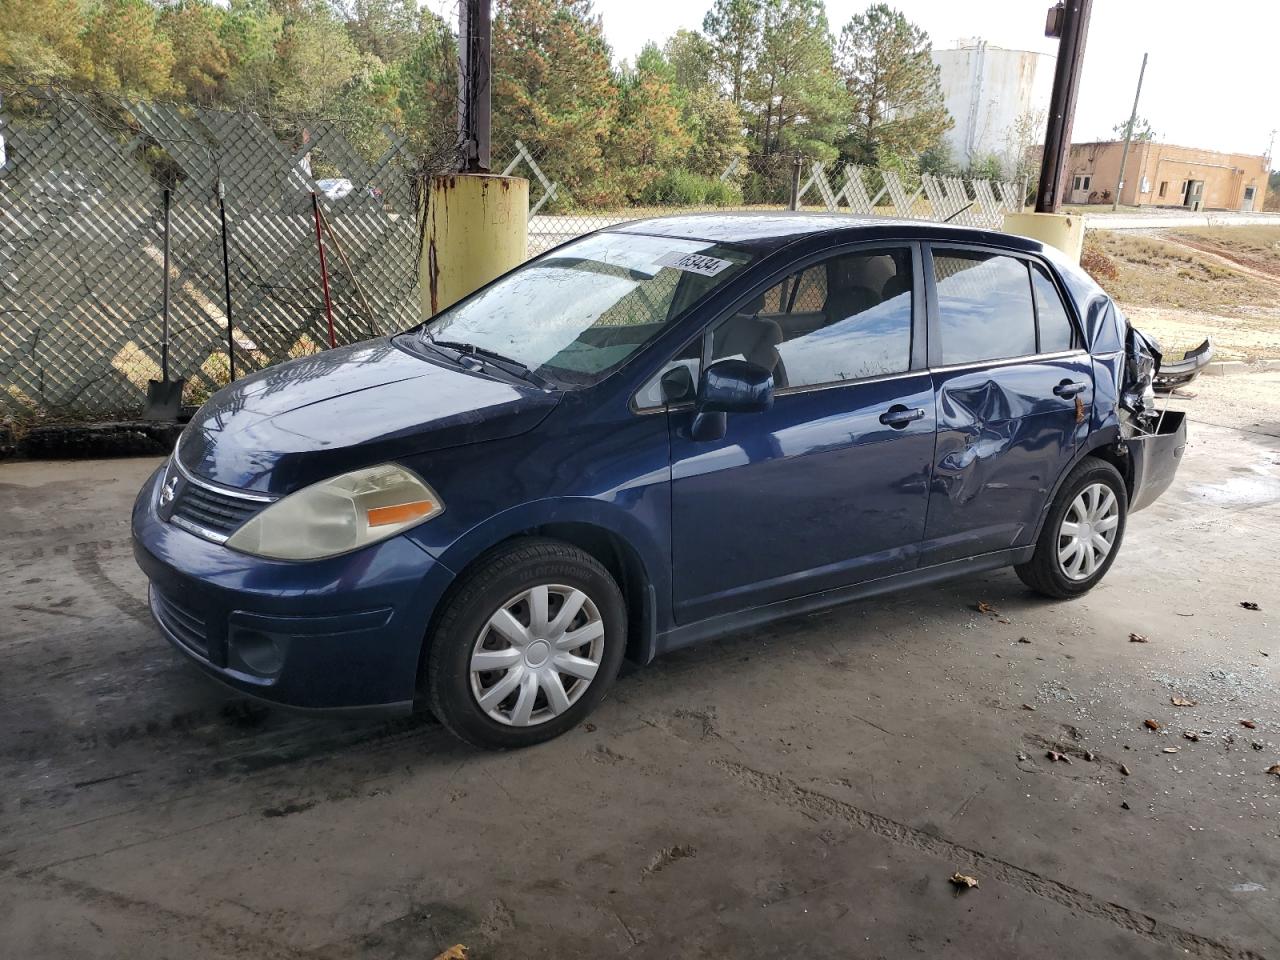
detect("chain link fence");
top-left (0, 84), bottom-right (428, 422)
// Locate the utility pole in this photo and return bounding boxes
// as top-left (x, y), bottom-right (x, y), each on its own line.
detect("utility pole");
top-left (1112, 52), bottom-right (1148, 211)
top-left (1036, 0), bottom-right (1093, 213)
top-left (457, 0), bottom-right (492, 173)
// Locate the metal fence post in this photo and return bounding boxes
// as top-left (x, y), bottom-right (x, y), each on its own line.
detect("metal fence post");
top-left (788, 157), bottom-right (802, 211)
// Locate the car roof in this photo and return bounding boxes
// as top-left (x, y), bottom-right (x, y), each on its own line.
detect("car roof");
top-left (607, 211), bottom-right (1044, 256)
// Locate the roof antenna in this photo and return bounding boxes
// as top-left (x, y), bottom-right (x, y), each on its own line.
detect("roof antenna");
top-left (943, 202), bottom-right (975, 223)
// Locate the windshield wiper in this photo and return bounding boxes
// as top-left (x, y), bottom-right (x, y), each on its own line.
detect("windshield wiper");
top-left (424, 335), bottom-right (552, 389)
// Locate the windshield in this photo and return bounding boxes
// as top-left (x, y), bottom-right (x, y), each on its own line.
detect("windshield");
top-left (415, 232), bottom-right (755, 386)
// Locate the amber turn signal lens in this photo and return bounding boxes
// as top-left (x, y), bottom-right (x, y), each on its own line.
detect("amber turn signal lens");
top-left (366, 500), bottom-right (437, 527)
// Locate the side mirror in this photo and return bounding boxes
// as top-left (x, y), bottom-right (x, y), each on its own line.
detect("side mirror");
top-left (698, 358), bottom-right (774, 414)
top-left (659, 365), bottom-right (696, 404)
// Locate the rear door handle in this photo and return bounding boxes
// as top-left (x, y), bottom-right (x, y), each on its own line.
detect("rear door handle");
top-left (1053, 380), bottom-right (1087, 398)
top-left (879, 404), bottom-right (926, 429)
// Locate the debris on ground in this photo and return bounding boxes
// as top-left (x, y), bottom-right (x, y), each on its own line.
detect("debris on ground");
top-left (1046, 750), bottom-right (1072, 763)
top-left (1129, 632), bottom-right (1150, 643)
top-left (1184, 731), bottom-right (1201, 742)
top-left (950, 871), bottom-right (979, 890)
top-left (1083, 750), bottom-right (1095, 762)
top-left (1240, 720), bottom-right (1258, 729)
top-left (1171, 697), bottom-right (1197, 707)
top-left (1021, 703), bottom-right (1036, 711)
top-left (1120, 764), bottom-right (1132, 776)
top-left (432, 946), bottom-right (468, 960)
top-left (1163, 747), bottom-right (1180, 754)
top-left (975, 601), bottom-right (998, 615)
top-left (1241, 601), bottom-right (1261, 611)
top-left (1017, 637), bottom-right (1032, 644)
top-left (1253, 742), bottom-right (1265, 751)
top-left (1144, 719), bottom-right (1161, 731)
top-left (1121, 801), bottom-right (1131, 810)
top-left (1267, 765), bottom-right (1280, 777)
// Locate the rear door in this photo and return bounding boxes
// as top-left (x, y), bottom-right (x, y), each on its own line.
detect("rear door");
top-left (920, 245), bottom-right (1093, 565)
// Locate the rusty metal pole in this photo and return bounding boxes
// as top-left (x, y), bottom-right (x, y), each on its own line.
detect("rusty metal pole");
top-left (311, 192), bottom-right (337, 349)
top-left (1036, 0), bottom-right (1093, 213)
top-left (458, 0), bottom-right (492, 173)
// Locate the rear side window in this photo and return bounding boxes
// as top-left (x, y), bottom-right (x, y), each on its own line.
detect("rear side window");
top-left (932, 250), bottom-right (1036, 365)
top-left (1031, 262), bottom-right (1077, 352)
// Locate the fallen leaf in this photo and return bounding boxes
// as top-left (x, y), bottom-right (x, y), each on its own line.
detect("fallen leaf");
top-left (1129, 633), bottom-right (1149, 643)
top-left (1268, 765), bottom-right (1280, 777)
top-left (976, 601), bottom-right (997, 615)
top-left (1240, 720), bottom-right (1258, 730)
top-left (1120, 764), bottom-right (1132, 776)
top-left (1143, 719), bottom-right (1161, 731)
top-left (1183, 731), bottom-right (1200, 742)
top-left (1021, 703), bottom-right (1036, 711)
top-left (1046, 750), bottom-right (1072, 764)
top-left (1171, 697), bottom-right (1197, 707)
top-left (432, 947), bottom-right (468, 960)
top-left (1241, 601), bottom-right (1261, 611)
top-left (1163, 747), bottom-right (1180, 754)
top-left (950, 872), bottom-right (979, 890)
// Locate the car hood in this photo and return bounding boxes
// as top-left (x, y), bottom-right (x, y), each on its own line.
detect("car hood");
top-left (176, 340), bottom-right (560, 495)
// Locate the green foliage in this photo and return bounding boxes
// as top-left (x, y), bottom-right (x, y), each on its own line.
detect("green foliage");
top-left (746, 0), bottom-right (843, 159)
top-left (1112, 115), bottom-right (1156, 142)
top-left (663, 29), bottom-right (714, 94)
top-left (702, 0), bottom-right (762, 105)
top-left (85, 0), bottom-right (178, 97)
top-left (965, 152), bottom-right (1005, 182)
top-left (643, 168), bottom-right (742, 206)
top-left (836, 3), bottom-right (950, 169)
top-left (0, 0), bottom-right (90, 83)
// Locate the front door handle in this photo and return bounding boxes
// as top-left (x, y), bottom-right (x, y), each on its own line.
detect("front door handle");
top-left (1053, 380), bottom-right (1087, 398)
top-left (879, 404), bottom-right (926, 429)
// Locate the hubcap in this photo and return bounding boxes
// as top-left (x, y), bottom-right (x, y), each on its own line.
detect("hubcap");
top-left (468, 584), bottom-right (605, 727)
top-left (1057, 482), bottom-right (1120, 581)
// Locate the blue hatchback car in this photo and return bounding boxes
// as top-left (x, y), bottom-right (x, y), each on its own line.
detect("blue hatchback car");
top-left (133, 214), bottom-right (1186, 748)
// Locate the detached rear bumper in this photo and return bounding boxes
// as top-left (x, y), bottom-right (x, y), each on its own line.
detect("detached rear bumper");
top-left (131, 466), bottom-right (455, 711)
top-left (1126, 410), bottom-right (1188, 513)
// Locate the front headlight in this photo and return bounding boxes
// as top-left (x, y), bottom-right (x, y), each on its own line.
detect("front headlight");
top-left (225, 463), bottom-right (443, 561)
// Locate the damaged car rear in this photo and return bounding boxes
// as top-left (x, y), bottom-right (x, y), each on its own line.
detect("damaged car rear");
top-left (133, 214), bottom-right (1187, 749)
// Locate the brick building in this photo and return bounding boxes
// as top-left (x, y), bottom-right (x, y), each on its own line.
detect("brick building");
top-left (1065, 140), bottom-right (1268, 211)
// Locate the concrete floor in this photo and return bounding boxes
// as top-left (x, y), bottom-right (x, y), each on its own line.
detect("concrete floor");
top-left (3, 375), bottom-right (1280, 960)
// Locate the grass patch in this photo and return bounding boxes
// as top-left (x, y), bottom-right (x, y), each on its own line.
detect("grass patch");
top-left (1081, 230), bottom-right (1276, 314)
top-left (1165, 226), bottom-right (1280, 278)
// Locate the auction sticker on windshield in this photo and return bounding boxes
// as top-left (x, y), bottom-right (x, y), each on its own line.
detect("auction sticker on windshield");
top-left (656, 251), bottom-right (734, 276)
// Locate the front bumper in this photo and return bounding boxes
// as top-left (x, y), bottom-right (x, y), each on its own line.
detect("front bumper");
top-left (131, 466), bottom-right (455, 711)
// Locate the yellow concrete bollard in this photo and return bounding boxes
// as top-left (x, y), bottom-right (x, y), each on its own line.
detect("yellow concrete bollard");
top-left (419, 173), bottom-right (529, 318)
top-left (1002, 211), bottom-right (1085, 264)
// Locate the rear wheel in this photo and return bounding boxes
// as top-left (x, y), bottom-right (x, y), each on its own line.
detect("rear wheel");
top-left (426, 538), bottom-right (626, 749)
top-left (1016, 457), bottom-right (1128, 599)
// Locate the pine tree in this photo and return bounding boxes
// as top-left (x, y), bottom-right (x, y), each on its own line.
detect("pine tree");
top-left (0, 0), bottom-right (90, 83)
top-left (701, 0), bottom-right (761, 106)
top-left (492, 0), bottom-right (619, 205)
top-left (85, 0), bottom-right (178, 97)
top-left (746, 0), bottom-right (842, 159)
top-left (836, 4), bottom-right (951, 170)
top-left (160, 1), bottom-right (232, 105)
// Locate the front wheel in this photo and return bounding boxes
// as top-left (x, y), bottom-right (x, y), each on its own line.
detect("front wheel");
top-left (425, 538), bottom-right (627, 749)
top-left (1016, 457), bottom-right (1128, 599)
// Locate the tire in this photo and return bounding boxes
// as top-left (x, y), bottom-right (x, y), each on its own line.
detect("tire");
top-left (425, 538), bottom-right (627, 749)
top-left (1016, 456), bottom-right (1128, 600)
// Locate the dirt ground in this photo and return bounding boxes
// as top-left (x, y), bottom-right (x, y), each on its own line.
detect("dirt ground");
top-left (3, 373), bottom-right (1280, 960)
top-left (1086, 227), bottom-right (1280, 361)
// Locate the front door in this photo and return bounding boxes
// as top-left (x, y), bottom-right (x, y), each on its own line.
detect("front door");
top-left (664, 244), bottom-right (936, 624)
top-left (920, 246), bottom-right (1093, 565)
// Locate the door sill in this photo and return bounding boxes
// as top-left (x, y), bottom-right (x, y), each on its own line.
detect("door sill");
top-left (655, 546), bottom-right (1035, 656)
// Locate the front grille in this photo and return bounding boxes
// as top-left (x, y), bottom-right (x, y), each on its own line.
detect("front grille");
top-left (152, 587), bottom-right (210, 659)
top-left (171, 479), bottom-right (267, 538)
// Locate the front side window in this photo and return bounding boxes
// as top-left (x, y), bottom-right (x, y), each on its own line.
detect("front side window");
top-left (635, 247), bottom-right (914, 407)
top-left (415, 233), bottom-right (754, 386)
top-left (932, 250), bottom-right (1036, 365)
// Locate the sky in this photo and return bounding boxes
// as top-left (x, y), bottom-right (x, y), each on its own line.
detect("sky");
top-left (586, 0), bottom-right (1278, 158)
